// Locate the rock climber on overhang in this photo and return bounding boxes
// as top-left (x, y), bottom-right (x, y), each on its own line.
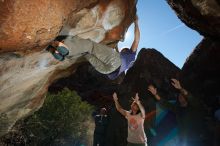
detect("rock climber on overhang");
top-left (46, 15), bottom-right (140, 80)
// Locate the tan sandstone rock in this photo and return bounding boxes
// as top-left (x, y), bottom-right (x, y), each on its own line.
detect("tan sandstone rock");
top-left (0, 0), bottom-right (137, 136)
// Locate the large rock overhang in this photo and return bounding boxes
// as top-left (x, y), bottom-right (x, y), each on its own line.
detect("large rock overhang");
top-left (0, 0), bottom-right (137, 136)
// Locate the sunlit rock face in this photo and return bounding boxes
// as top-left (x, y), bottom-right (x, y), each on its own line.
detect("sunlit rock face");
top-left (167, 0), bottom-right (220, 38)
top-left (0, 0), bottom-right (137, 136)
top-left (66, 0), bottom-right (136, 46)
top-left (0, 0), bottom-right (98, 53)
top-left (167, 0), bottom-right (220, 102)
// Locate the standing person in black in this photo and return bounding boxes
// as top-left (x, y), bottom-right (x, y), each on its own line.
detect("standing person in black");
top-left (93, 108), bottom-right (109, 146)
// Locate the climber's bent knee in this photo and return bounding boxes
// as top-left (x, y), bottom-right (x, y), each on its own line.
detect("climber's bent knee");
top-left (85, 52), bottom-right (121, 74)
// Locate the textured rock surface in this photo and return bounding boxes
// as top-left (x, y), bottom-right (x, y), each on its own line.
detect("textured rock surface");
top-left (0, 0), bottom-right (98, 53)
top-left (167, 0), bottom-right (220, 38)
top-left (167, 0), bottom-right (220, 103)
top-left (0, 0), bottom-right (137, 136)
top-left (49, 49), bottom-right (181, 146)
top-left (0, 0), bottom-right (136, 53)
top-left (48, 63), bottom-right (119, 108)
top-left (181, 38), bottom-right (220, 105)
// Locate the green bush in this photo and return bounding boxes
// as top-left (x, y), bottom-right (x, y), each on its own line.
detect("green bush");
top-left (24, 88), bottom-right (94, 146)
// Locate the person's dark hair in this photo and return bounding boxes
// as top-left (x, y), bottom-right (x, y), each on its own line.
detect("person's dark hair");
top-left (121, 47), bottom-right (130, 53)
top-left (131, 102), bottom-right (141, 115)
top-left (100, 108), bottom-right (107, 115)
top-left (135, 105), bottom-right (141, 115)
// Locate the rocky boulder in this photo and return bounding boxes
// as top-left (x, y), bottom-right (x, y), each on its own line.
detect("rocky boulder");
top-left (167, 0), bottom-right (220, 38)
top-left (0, 0), bottom-right (137, 136)
top-left (0, 0), bottom-right (98, 53)
top-left (181, 38), bottom-right (220, 106)
top-left (165, 3), bottom-right (219, 143)
top-left (167, 0), bottom-right (220, 104)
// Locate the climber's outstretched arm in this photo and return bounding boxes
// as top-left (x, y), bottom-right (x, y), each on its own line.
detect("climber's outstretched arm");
top-left (130, 15), bottom-right (140, 52)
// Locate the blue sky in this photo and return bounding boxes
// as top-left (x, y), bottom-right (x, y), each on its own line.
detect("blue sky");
top-left (118, 0), bottom-right (203, 68)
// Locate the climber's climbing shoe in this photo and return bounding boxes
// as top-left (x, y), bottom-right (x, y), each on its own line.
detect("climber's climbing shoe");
top-left (46, 45), bottom-right (64, 61)
top-left (56, 46), bottom-right (69, 56)
top-left (52, 51), bottom-right (64, 61)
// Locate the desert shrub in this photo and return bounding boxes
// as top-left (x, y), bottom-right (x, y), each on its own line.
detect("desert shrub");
top-left (22, 88), bottom-right (94, 146)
